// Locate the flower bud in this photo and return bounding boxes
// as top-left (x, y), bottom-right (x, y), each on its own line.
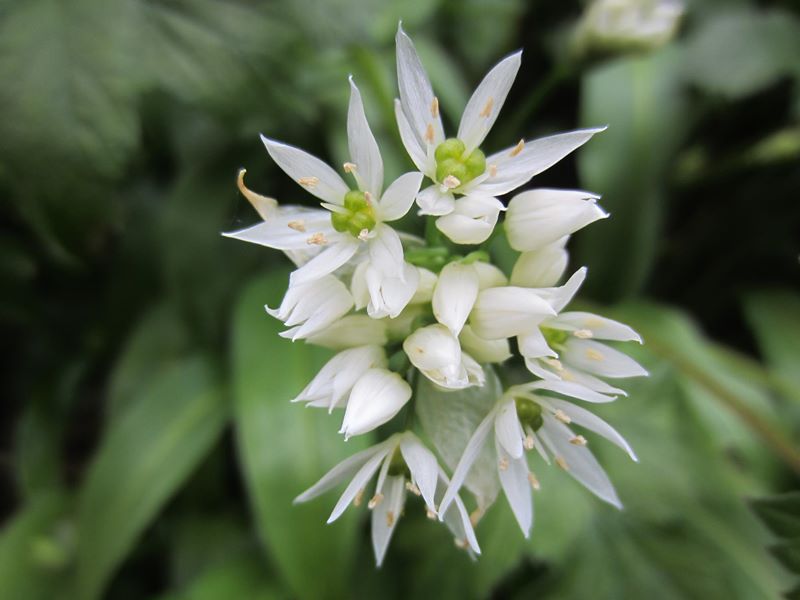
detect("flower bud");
top-left (436, 195), bottom-right (504, 245)
top-left (471, 287), bottom-right (556, 340)
top-left (510, 237), bottom-right (569, 287)
top-left (339, 368), bottom-right (412, 439)
top-left (403, 324), bottom-right (483, 390)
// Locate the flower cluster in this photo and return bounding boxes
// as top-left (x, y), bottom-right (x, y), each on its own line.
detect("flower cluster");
top-left (225, 25), bottom-right (647, 566)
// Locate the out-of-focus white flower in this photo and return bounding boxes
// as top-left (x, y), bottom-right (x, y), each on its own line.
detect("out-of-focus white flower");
top-left (403, 324), bottom-right (484, 390)
top-left (293, 345), bottom-right (387, 411)
top-left (510, 236), bottom-right (570, 288)
top-left (295, 432), bottom-right (480, 566)
top-left (225, 78), bottom-right (422, 315)
top-left (266, 275), bottom-right (353, 341)
top-left (395, 25), bottom-right (604, 244)
top-left (504, 189), bottom-right (607, 253)
top-left (439, 380), bottom-right (636, 535)
top-left (339, 368), bottom-right (412, 439)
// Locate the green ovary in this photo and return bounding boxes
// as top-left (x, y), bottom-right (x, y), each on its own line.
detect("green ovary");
top-left (514, 397), bottom-right (544, 432)
top-left (331, 190), bottom-right (377, 237)
top-left (541, 326), bottom-right (569, 348)
top-left (434, 138), bottom-right (486, 186)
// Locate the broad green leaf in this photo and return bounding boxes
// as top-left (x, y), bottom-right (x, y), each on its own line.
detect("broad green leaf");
top-left (576, 46), bottom-right (688, 300)
top-left (771, 539), bottom-right (800, 575)
top-left (0, 493), bottom-right (70, 600)
top-left (74, 357), bottom-right (227, 600)
top-left (232, 271), bottom-right (367, 599)
top-left (156, 555), bottom-right (284, 600)
top-left (752, 493), bottom-right (800, 539)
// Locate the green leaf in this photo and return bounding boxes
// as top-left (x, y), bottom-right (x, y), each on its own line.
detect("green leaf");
top-left (157, 555), bottom-right (285, 600)
top-left (231, 271), bottom-right (367, 599)
top-left (771, 538), bottom-right (800, 575)
top-left (0, 493), bottom-right (70, 600)
top-left (74, 357), bottom-right (227, 600)
top-left (576, 46), bottom-right (688, 300)
top-left (752, 493), bottom-right (800, 539)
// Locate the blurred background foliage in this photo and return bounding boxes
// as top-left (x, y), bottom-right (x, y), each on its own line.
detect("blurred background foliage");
top-left (1, 0), bottom-right (799, 598)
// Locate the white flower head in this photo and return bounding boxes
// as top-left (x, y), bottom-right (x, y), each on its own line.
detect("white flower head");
top-left (295, 432), bottom-right (480, 566)
top-left (395, 25), bottom-right (605, 244)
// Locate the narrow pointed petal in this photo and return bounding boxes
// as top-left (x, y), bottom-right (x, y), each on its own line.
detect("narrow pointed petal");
top-left (289, 238), bottom-right (360, 286)
top-left (510, 238), bottom-right (570, 287)
top-left (494, 400), bottom-right (524, 459)
top-left (433, 262), bottom-right (480, 336)
top-left (223, 209), bottom-right (334, 250)
top-left (518, 328), bottom-right (557, 359)
top-left (378, 172), bottom-right (424, 222)
top-left (295, 444), bottom-right (383, 503)
top-left (471, 287), bottom-right (557, 340)
top-left (368, 224), bottom-right (404, 278)
top-left (473, 127), bottom-right (606, 196)
top-left (458, 51), bottom-right (522, 152)
top-left (435, 194), bottom-right (503, 245)
top-left (437, 468), bottom-right (481, 554)
top-left (524, 379), bottom-right (617, 403)
top-left (261, 136), bottom-right (349, 204)
top-left (328, 445), bottom-right (393, 522)
top-left (550, 312), bottom-right (642, 343)
top-left (347, 77), bottom-right (384, 198)
top-left (400, 435), bottom-right (439, 513)
top-left (495, 439), bottom-right (533, 536)
top-left (365, 262), bottom-right (419, 319)
top-left (563, 339), bottom-right (649, 379)
top-left (535, 267), bottom-right (587, 313)
top-left (307, 315), bottom-right (389, 349)
top-left (417, 185), bottom-right (455, 216)
top-left (371, 475), bottom-right (406, 567)
top-left (394, 99), bottom-right (430, 174)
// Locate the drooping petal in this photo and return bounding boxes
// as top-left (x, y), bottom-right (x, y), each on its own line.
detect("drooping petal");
top-left (471, 127), bottom-right (606, 196)
top-left (394, 99), bottom-right (429, 174)
top-left (510, 237), bottom-right (570, 287)
top-left (289, 237), bottom-right (360, 286)
top-left (236, 168), bottom-right (278, 220)
top-left (437, 468), bottom-right (481, 555)
top-left (368, 224), bottom-right (405, 278)
top-left (365, 262), bottom-right (419, 319)
top-left (459, 325), bottom-right (512, 363)
top-left (378, 172), bottom-right (424, 222)
top-left (517, 328), bottom-right (557, 359)
top-left (261, 136), bottom-right (349, 204)
top-left (417, 185), bottom-right (455, 216)
top-left (400, 434), bottom-right (439, 513)
top-left (495, 438), bottom-right (533, 537)
top-left (347, 77), bottom-right (384, 198)
top-left (328, 443), bottom-right (394, 522)
top-left (562, 339), bottom-right (649, 379)
top-left (458, 51), bottom-right (522, 153)
top-left (268, 276), bottom-right (354, 341)
top-left (340, 369), bottom-right (413, 439)
top-left (525, 358), bottom-right (628, 396)
top-left (494, 399), bottom-right (524, 459)
top-left (522, 379), bottom-right (617, 403)
top-left (471, 287), bottom-right (557, 340)
top-left (371, 475), bottom-right (406, 567)
top-left (433, 262), bottom-right (480, 336)
top-left (222, 209), bottom-right (334, 250)
top-left (294, 443), bottom-right (385, 504)
top-left (549, 312), bottom-right (642, 343)
top-left (435, 194), bottom-right (503, 245)
top-left (403, 324), bottom-right (471, 390)
top-left (395, 25), bottom-right (445, 149)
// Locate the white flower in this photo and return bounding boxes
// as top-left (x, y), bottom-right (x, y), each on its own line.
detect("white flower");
top-left (510, 236), bottom-right (570, 288)
top-left (505, 189), bottom-right (608, 253)
top-left (294, 432), bottom-right (480, 566)
top-left (395, 25), bottom-right (604, 244)
top-left (576, 0), bottom-right (685, 53)
top-left (469, 284), bottom-right (557, 340)
top-left (439, 380), bottom-right (637, 536)
top-left (266, 275), bottom-right (354, 341)
top-left (226, 78), bottom-right (423, 316)
top-left (339, 368), bottom-right (412, 439)
top-left (351, 260), bottom-right (420, 319)
top-left (305, 315), bottom-right (388, 350)
top-left (518, 267), bottom-right (648, 395)
top-left (293, 345), bottom-right (387, 411)
top-left (459, 325), bottom-right (512, 364)
top-left (403, 324), bottom-right (484, 390)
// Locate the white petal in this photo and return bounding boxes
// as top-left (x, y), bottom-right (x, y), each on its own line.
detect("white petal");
top-left (518, 328), bottom-right (557, 359)
top-left (371, 475), bottom-right (406, 567)
top-left (269, 276), bottom-right (354, 341)
top-left (438, 408), bottom-right (496, 516)
top-left (526, 359), bottom-right (628, 396)
top-left (461, 352), bottom-right (486, 387)
top-left (378, 172), bottom-right (424, 222)
top-left (340, 369), bottom-right (412, 438)
top-left (403, 324), bottom-right (469, 390)
top-left (523, 379), bottom-right (617, 403)
top-left (459, 325), bottom-right (512, 363)
top-left (505, 189), bottom-right (608, 253)
top-left (510, 238), bottom-right (570, 288)
top-left (328, 444), bottom-right (393, 522)
top-left (562, 339), bottom-right (649, 379)
top-left (437, 468), bottom-right (481, 554)
top-left (295, 444), bottom-right (384, 504)
top-left (394, 99), bottom-right (429, 174)
top-left (365, 262), bottom-right (419, 319)
top-left (435, 195), bottom-right (502, 245)
top-left (471, 287), bottom-right (557, 340)
top-left (433, 262), bottom-right (480, 336)
top-left (223, 209), bottom-right (333, 250)
top-left (550, 312), bottom-right (642, 343)
top-left (494, 399), bottom-right (524, 459)
top-left (472, 261), bottom-right (508, 290)
top-left (306, 315), bottom-right (388, 349)
top-left (347, 77), bottom-right (383, 198)
top-left (472, 127), bottom-right (606, 196)
top-left (395, 25), bottom-right (445, 149)
top-left (261, 136), bottom-right (349, 204)
top-left (458, 51), bottom-right (522, 153)
top-left (417, 185), bottom-right (455, 216)
top-left (368, 224), bottom-right (404, 278)
top-left (289, 237), bottom-right (360, 286)
top-left (410, 267), bottom-right (437, 304)
top-left (350, 261), bottom-right (370, 310)
top-left (535, 267), bottom-right (587, 313)
top-left (400, 434), bottom-right (439, 513)
top-left (538, 397), bottom-right (637, 461)
top-left (495, 438), bottom-right (533, 537)
top-left (539, 417), bottom-right (622, 508)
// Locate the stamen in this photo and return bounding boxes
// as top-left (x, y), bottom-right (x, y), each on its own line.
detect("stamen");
top-left (442, 175), bottom-right (461, 189)
top-left (545, 358), bottom-right (564, 371)
top-left (488, 164), bottom-right (498, 177)
top-left (431, 96), bottom-right (439, 118)
top-left (405, 481), bottom-right (421, 496)
top-left (498, 457), bottom-right (509, 471)
top-left (368, 494), bottom-right (384, 509)
top-left (454, 538), bottom-right (470, 550)
top-left (425, 123), bottom-right (435, 143)
top-left (586, 348), bottom-right (604, 361)
top-left (554, 409), bottom-right (571, 424)
top-left (358, 228), bottom-right (370, 241)
top-left (298, 176), bottom-right (319, 188)
top-left (469, 508), bottom-right (484, 527)
top-left (426, 508), bottom-right (437, 520)
top-left (528, 472), bottom-right (541, 490)
top-left (343, 162), bottom-right (357, 173)
top-left (306, 232), bottom-right (327, 245)
top-left (573, 329), bottom-right (593, 339)
top-left (287, 220), bottom-right (306, 232)
top-left (555, 456), bottom-right (569, 471)
top-left (570, 435), bottom-right (588, 446)
top-left (479, 97), bottom-right (494, 118)
top-left (524, 435), bottom-right (535, 450)
top-left (386, 511), bottom-right (395, 526)
top-left (363, 191), bottom-right (373, 204)
top-left (510, 139), bottom-right (525, 157)
top-left (353, 488), bottom-right (365, 507)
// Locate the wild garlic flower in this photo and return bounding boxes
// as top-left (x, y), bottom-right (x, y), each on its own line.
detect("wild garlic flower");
top-left (266, 274), bottom-right (354, 341)
top-left (395, 25), bottom-right (605, 244)
top-left (295, 432), bottom-right (479, 566)
top-left (439, 381), bottom-right (637, 535)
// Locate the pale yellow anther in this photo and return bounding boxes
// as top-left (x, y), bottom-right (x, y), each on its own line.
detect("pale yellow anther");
top-left (561, 368), bottom-right (576, 382)
top-left (488, 164), bottom-right (498, 177)
top-left (480, 97), bottom-right (494, 118)
top-left (425, 123), bottom-right (435, 143)
top-left (358, 228), bottom-right (370, 241)
top-left (237, 169), bottom-right (278, 220)
top-left (431, 96), bottom-right (439, 118)
top-left (368, 493), bottom-right (384, 509)
top-left (573, 329), bottom-right (593, 339)
top-left (528, 472), bottom-right (541, 490)
top-left (510, 139), bottom-right (525, 157)
top-left (353, 488), bottom-right (365, 507)
top-left (555, 456), bottom-right (569, 471)
top-left (298, 176), bottom-right (319, 188)
top-left (306, 232), bottom-right (327, 245)
top-left (469, 508), bottom-right (484, 527)
top-left (554, 409), bottom-right (571, 424)
top-left (343, 162), bottom-right (357, 173)
top-left (545, 358), bottom-right (564, 371)
top-left (363, 191), bottom-right (373, 204)
top-left (287, 220), bottom-right (306, 232)
top-left (405, 481), bottom-right (421, 496)
top-left (570, 435), bottom-right (588, 446)
top-left (426, 508), bottom-right (437, 520)
top-left (455, 538), bottom-right (471, 550)
top-left (442, 174), bottom-right (461, 189)
top-left (524, 435), bottom-right (535, 450)
top-left (386, 511), bottom-right (395, 527)
top-left (498, 457), bottom-right (509, 471)
top-left (586, 348), bottom-right (604, 361)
